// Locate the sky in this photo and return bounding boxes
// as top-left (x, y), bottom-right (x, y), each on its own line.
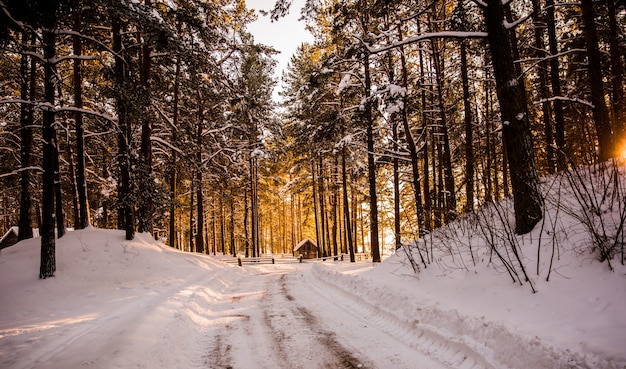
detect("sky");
top-left (244, 0), bottom-right (315, 99)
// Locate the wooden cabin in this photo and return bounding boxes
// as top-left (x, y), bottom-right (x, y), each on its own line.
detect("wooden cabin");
top-left (294, 238), bottom-right (318, 259)
top-left (0, 227), bottom-right (18, 250)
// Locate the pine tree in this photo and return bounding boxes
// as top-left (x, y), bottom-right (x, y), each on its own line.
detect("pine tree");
top-left (481, 0), bottom-right (542, 234)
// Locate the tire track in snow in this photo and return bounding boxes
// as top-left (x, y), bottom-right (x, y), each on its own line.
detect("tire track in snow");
top-left (294, 265), bottom-right (499, 369)
top-left (203, 268), bottom-right (371, 369)
top-left (14, 268), bottom-right (219, 369)
top-left (265, 274), bottom-right (367, 369)
top-left (202, 271), bottom-right (287, 369)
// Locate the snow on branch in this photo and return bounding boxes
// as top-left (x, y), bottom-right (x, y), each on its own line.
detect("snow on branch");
top-left (202, 124), bottom-right (235, 137)
top-left (54, 54), bottom-right (101, 64)
top-left (0, 166), bottom-right (43, 179)
top-left (360, 31), bottom-right (488, 55)
top-left (504, 12), bottom-right (532, 30)
top-left (470, 0), bottom-right (488, 8)
top-left (151, 136), bottom-right (183, 155)
top-left (0, 99), bottom-right (116, 122)
top-left (53, 29), bottom-right (118, 59)
top-left (518, 48), bottom-right (586, 77)
top-left (57, 107), bottom-right (117, 122)
top-left (536, 96), bottom-right (595, 109)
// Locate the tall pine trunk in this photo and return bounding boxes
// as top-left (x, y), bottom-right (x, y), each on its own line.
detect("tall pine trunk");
top-left (342, 149), bottom-right (355, 262)
top-left (66, 130), bottom-right (80, 229)
top-left (531, 0), bottom-right (555, 174)
top-left (431, 38), bottom-right (457, 223)
top-left (54, 134), bottom-right (64, 238)
top-left (331, 157), bottom-right (339, 257)
top-left (112, 17), bottom-right (134, 240)
top-left (250, 156), bottom-right (259, 257)
top-left (398, 24), bottom-right (425, 239)
top-left (392, 119), bottom-right (401, 251)
top-left (318, 157), bottom-right (328, 257)
top-left (18, 31), bottom-right (33, 241)
top-left (137, 0), bottom-right (153, 234)
top-left (169, 54), bottom-right (180, 249)
top-left (230, 196), bottom-right (236, 257)
top-left (73, 10), bottom-right (89, 229)
top-left (607, 0), bottom-right (624, 138)
top-left (40, 25), bottom-right (58, 279)
top-left (545, 0), bottom-right (567, 170)
top-left (461, 40), bottom-right (475, 212)
top-left (311, 158), bottom-right (320, 255)
top-left (195, 97), bottom-right (204, 254)
top-left (364, 51), bottom-right (381, 263)
top-left (580, 0), bottom-right (614, 161)
top-left (483, 0), bottom-right (542, 234)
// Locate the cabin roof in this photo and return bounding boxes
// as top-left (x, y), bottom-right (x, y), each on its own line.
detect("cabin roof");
top-left (293, 238), bottom-right (317, 252)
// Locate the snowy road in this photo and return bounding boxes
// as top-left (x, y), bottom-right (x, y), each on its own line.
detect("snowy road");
top-left (2, 230), bottom-right (624, 369)
top-left (202, 263), bottom-right (488, 369)
top-left (205, 267), bottom-right (373, 369)
top-left (0, 230), bottom-right (480, 369)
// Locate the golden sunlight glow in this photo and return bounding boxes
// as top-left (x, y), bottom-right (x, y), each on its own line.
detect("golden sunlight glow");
top-left (620, 141), bottom-right (626, 161)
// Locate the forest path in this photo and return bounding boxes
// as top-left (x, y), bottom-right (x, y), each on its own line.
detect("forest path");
top-left (0, 241), bottom-right (494, 369)
top-left (203, 262), bottom-right (480, 369)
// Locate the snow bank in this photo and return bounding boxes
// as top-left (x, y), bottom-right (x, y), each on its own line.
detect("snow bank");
top-left (311, 260), bottom-right (626, 369)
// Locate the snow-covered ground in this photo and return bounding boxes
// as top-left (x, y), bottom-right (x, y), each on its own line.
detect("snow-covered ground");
top-left (0, 223), bottom-right (624, 369)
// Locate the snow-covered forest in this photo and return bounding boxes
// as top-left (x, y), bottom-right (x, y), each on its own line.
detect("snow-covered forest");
top-left (0, 0), bottom-right (624, 268)
top-left (0, 0), bottom-right (625, 367)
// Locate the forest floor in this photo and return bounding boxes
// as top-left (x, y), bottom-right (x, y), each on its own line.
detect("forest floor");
top-left (0, 228), bottom-right (624, 369)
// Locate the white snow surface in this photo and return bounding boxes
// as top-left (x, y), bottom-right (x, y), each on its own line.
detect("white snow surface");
top-left (0, 224), bottom-right (624, 368)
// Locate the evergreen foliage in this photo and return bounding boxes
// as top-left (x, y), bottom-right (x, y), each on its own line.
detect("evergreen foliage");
top-left (0, 0), bottom-right (623, 272)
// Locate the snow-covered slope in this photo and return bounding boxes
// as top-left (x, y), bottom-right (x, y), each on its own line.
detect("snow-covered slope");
top-left (0, 228), bottom-right (248, 368)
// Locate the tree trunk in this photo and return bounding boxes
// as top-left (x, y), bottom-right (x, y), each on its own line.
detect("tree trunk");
top-left (607, 0), bottom-right (624, 139)
top-left (545, 0), bottom-right (567, 170)
top-left (220, 195), bottom-right (226, 254)
top-left (189, 176), bottom-right (195, 252)
top-left (40, 25), bottom-right (57, 279)
top-left (342, 149), bottom-right (355, 262)
top-left (250, 155), bottom-right (258, 257)
top-left (318, 157), bottom-right (328, 257)
top-left (431, 39), bottom-right (457, 223)
top-left (417, 21), bottom-right (432, 234)
top-left (244, 189), bottom-right (249, 257)
top-left (137, 0), bottom-right (153, 234)
top-left (398, 24), bottom-right (425, 238)
top-left (392, 119), bottom-right (401, 251)
top-left (196, 109), bottom-right (204, 254)
top-left (73, 10), bottom-right (89, 229)
top-left (54, 134), bottom-right (65, 238)
top-left (484, 67), bottom-right (494, 202)
top-left (461, 40), bottom-right (475, 212)
top-left (364, 51), bottom-right (381, 263)
top-left (530, 0), bottom-right (555, 174)
top-left (580, 0), bottom-right (614, 161)
top-left (483, 0), bottom-right (542, 234)
top-left (230, 196), bottom-right (236, 257)
top-left (66, 130), bottom-right (80, 229)
top-left (112, 17), bottom-right (134, 240)
top-left (18, 31), bottom-right (33, 241)
top-left (196, 170), bottom-right (205, 254)
top-left (311, 158), bottom-right (320, 255)
top-left (169, 54), bottom-right (180, 249)
top-left (331, 157), bottom-right (339, 257)
top-left (436, 140), bottom-right (444, 227)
